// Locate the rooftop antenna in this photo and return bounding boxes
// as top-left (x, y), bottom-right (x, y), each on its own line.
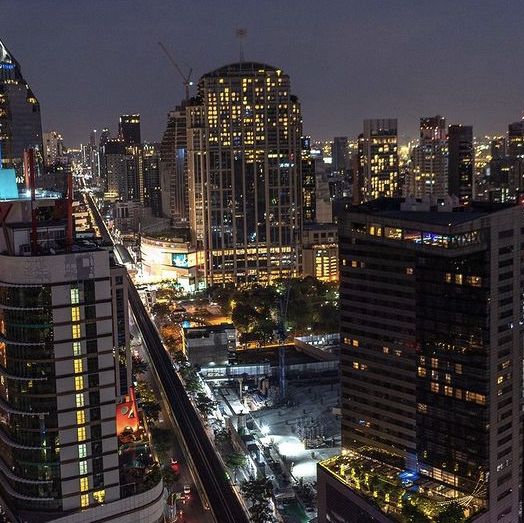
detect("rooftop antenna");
top-left (158, 42), bottom-right (194, 101)
top-left (236, 28), bottom-right (247, 62)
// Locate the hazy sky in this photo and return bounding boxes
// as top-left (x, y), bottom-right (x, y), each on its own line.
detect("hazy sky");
top-left (2, 0), bottom-right (524, 146)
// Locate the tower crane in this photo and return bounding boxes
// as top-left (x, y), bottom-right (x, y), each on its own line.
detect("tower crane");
top-left (158, 42), bottom-right (194, 101)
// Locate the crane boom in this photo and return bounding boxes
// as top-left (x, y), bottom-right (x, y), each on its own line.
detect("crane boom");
top-left (158, 41), bottom-right (193, 101)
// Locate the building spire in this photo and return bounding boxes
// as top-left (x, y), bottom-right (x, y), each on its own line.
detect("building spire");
top-left (236, 28), bottom-right (247, 62)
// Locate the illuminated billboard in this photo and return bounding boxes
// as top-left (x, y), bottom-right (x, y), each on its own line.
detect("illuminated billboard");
top-left (172, 253), bottom-right (189, 268)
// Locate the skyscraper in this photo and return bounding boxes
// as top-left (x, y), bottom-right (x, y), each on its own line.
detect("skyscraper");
top-left (448, 124), bottom-right (474, 204)
top-left (186, 62), bottom-right (303, 285)
top-left (410, 116), bottom-right (447, 199)
top-left (358, 119), bottom-right (399, 202)
top-left (142, 143), bottom-right (162, 216)
top-left (118, 114), bottom-right (141, 145)
top-left (0, 184), bottom-right (164, 521)
top-left (318, 198), bottom-right (522, 523)
top-left (301, 135), bottom-right (316, 223)
top-left (332, 136), bottom-right (349, 175)
top-left (159, 103), bottom-right (189, 225)
top-left (0, 38), bottom-right (42, 170)
top-left (43, 130), bottom-right (64, 167)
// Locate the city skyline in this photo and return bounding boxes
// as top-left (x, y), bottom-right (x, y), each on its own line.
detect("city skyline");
top-left (3, 1), bottom-right (524, 145)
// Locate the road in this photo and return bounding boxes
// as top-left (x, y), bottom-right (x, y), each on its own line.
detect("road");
top-left (86, 193), bottom-right (249, 523)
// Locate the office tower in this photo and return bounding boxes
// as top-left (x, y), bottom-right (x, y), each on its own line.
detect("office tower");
top-left (359, 119), bottom-right (399, 202)
top-left (143, 143), bottom-right (162, 216)
top-left (159, 103), bottom-right (189, 224)
top-left (302, 136), bottom-right (316, 223)
top-left (410, 116), bottom-right (447, 199)
top-left (43, 130), bottom-right (64, 167)
top-left (0, 178), bottom-right (163, 521)
top-left (104, 138), bottom-right (127, 195)
top-left (186, 62), bottom-right (303, 285)
top-left (318, 198), bottom-right (522, 523)
top-left (448, 124), bottom-right (474, 204)
top-left (332, 136), bottom-right (349, 175)
top-left (507, 120), bottom-right (524, 159)
top-left (118, 114), bottom-right (141, 145)
top-left (0, 38), bottom-right (42, 170)
top-left (490, 136), bottom-right (506, 160)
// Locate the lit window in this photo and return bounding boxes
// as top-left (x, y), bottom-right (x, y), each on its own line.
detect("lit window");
top-left (77, 426), bottom-right (86, 441)
top-left (78, 444), bottom-right (87, 459)
top-left (79, 460), bottom-right (88, 475)
top-left (74, 359), bottom-right (83, 374)
top-left (351, 260), bottom-right (358, 268)
top-left (383, 346), bottom-right (389, 354)
top-left (406, 267), bottom-right (414, 275)
top-left (72, 324), bottom-right (81, 339)
top-left (71, 288), bottom-right (80, 305)
top-left (467, 276), bottom-right (482, 287)
top-left (73, 342), bottom-right (82, 356)
top-left (77, 410), bottom-right (85, 425)
top-left (431, 382), bottom-right (439, 393)
top-left (445, 373), bottom-right (451, 383)
top-left (93, 490), bottom-right (105, 504)
top-left (497, 376), bottom-right (504, 385)
top-left (431, 358), bottom-right (438, 369)
top-left (417, 403), bottom-right (427, 413)
top-left (71, 307), bottom-right (80, 322)
top-left (455, 389), bottom-right (463, 400)
top-left (80, 476), bottom-right (89, 492)
top-left (353, 362), bottom-right (359, 369)
top-left (444, 386), bottom-right (453, 397)
top-left (445, 273), bottom-right (452, 283)
top-left (352, 339), bottom-right (359, 348)
top-left (75, 376), bottom-right (84, 391)
top-left (76, 393), bottom-right (84, 408)
top-left (455, 274), bottom-right (463, 285)
top-left (80, 494), bottom-right (89, 508)
top-left (418, 367), bottom-right (426, 377)
top-left (455, 363), bottom-right (462, 374)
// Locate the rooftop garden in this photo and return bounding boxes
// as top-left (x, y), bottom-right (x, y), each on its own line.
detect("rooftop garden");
top-left (319, 450), bottom-right (485, 522)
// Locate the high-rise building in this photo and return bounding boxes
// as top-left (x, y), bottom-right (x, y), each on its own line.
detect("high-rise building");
top-left (302, 136), bottom-right (316, 223)
top-left (358, 119), bottom-right (399, 202)
top-left (318, 198), bottom-right (523, 523)
top-left (448, 124), bottom-right (474, 204)
top-left (159, 103), bottom-right (189, 224)
top-left (410, 116), bottom-right (447, 199)
top-left (507, 120), bottom-right (524, 159)
top-left (43, 130), bottom-right (64, 167)
top-left (186, 62), bottom-right (303, 285)
top-left (103, 138), bottom-right (127, 196)
top-left (142, 143), bottom-right (162, 216)
top-left (0, 38), bottom-right (42, 170)
top-left (0, 180), bottom-right (164, 521)
top-left (332, 136), bottom-right (349, 175)
top-left (118, 114), bottom-right (141, 145)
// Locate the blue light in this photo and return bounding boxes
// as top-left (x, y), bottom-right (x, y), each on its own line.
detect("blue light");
top-left (0, 166), bottom-right (19, 200)
top-left (0, 62), bottom-right (15, 70)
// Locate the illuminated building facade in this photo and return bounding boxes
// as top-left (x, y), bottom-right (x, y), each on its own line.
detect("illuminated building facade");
top-left (318, 198), bottom-right (523, 522)
top-left (187, 62), bottom-right (303, 285)
top-left (118, 114), bottom-right (141, 145)
top-left (448, 124), bottom-right (474, 205)
top-left (332, 136), bottom-right (349, 176)
top-left (0, 38), bottom-right (42, 171)
top-left (302, 223), bottom-right (338, 282)
top-left (142, 143), bottom-right (162, 216)
top-left (302, 136), bottom-right (316, 223)
top-left (358, 119), bottom-right (399, 202)
top-left (410, 116), bottom-right (447, 199)
top-left (0, 190), bottom-right (163, 521)
top-left (159, 103), bottom-right (189, 225)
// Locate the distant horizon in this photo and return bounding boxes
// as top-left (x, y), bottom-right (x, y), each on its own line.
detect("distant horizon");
top-left (3, 0), bottom-right (524, 147)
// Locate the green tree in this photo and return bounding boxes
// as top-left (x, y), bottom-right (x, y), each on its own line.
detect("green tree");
top-left (402, 501), bottom-right (431, 523)
top-left (436, 502), bottom-right (466, 523)
top-left (196, 392), bottom-right (216, 418)
top-left (132, 355), bottom-right (149, 376)
top-left (241, 478), bottom-right (274, 523)
top-left (151, 302), bottom-right (171, 317)
top-left (226, 452), bottom-right (247, 469)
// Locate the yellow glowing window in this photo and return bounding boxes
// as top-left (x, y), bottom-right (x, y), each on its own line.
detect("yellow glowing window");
top-left (72, 324), bottom-right (81, 339)
top-left (80, 494), bottom-right (89, 508)
top-left (417, 403), bottom-right (427, 413)
top-left (76, 410), bottom-right (86, 425)
top-left (76, 393), bottom-right (84, 408)
top-left (352, 339), bottom-right (359, 347)
top-left (78, 444), bottom-right (87, 458)
top-left (352, 362), bottom-right (359, 369)
top-left (445, 273), bottom-right (452, 283)
top-left (431, 358), bottom-right (438, 369)
top-left (431, 382), bottom-right (439, 393)
top-left (444, 386), bottom-right (453, 397)
top-left (497, 376), bottom-right (504, 385)
top-left (77, 426), bottom-right (86, 441)
top-left (80, 476), bottom-right (89, 492)
top-left (93, 490), bottom-right (105, 504)
top-left (73, 341), bottom-right (81, 356)
top-left (79, 460), bottom-right (88, 475)
top-left (71, 307), bottom-right (80, 322)
top-left (74, 359), bottom-right (83, 374)
top-left (455, 274), bottom-right (463, 285)
top-left (75, 376), bottom-right (84, 391)
top-left (467, 276), bottom-right (482, 287)
top-left (417, 367), bottom-right (426, 377)
top-left (71, 288), bottom-right (80, 305)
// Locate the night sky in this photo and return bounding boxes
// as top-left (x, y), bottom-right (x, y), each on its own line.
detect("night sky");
top-left (2, 0), bottom-right (524, 146)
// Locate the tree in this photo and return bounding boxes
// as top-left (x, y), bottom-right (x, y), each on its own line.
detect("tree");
top-left (196, 392), bottom-right (216, 418)
top-left (132, 355), bottom-right (149, 376)
top-left (226, 452), bottom-right (247, 469)
top-left (162, 465), bottom-right (179, 492)
top-left (241, 478), bottom-right (274, 523)
top-left (151, 302), bottom-right (171, 317)
top-left (401, 501), bottom-right (431, 523)
top-left (436, 502), bottom-right (466, 523)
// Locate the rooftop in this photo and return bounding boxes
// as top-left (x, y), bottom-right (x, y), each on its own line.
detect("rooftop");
top-left (203, 62), bottom-right (282, 78)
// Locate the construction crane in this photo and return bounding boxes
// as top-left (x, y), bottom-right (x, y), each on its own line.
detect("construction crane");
top-left (158, 41), bottom-right (193, 101)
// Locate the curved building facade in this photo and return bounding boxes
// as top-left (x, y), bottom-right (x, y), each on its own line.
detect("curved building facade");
top-left (0, 39), bottom-right (42, 169)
